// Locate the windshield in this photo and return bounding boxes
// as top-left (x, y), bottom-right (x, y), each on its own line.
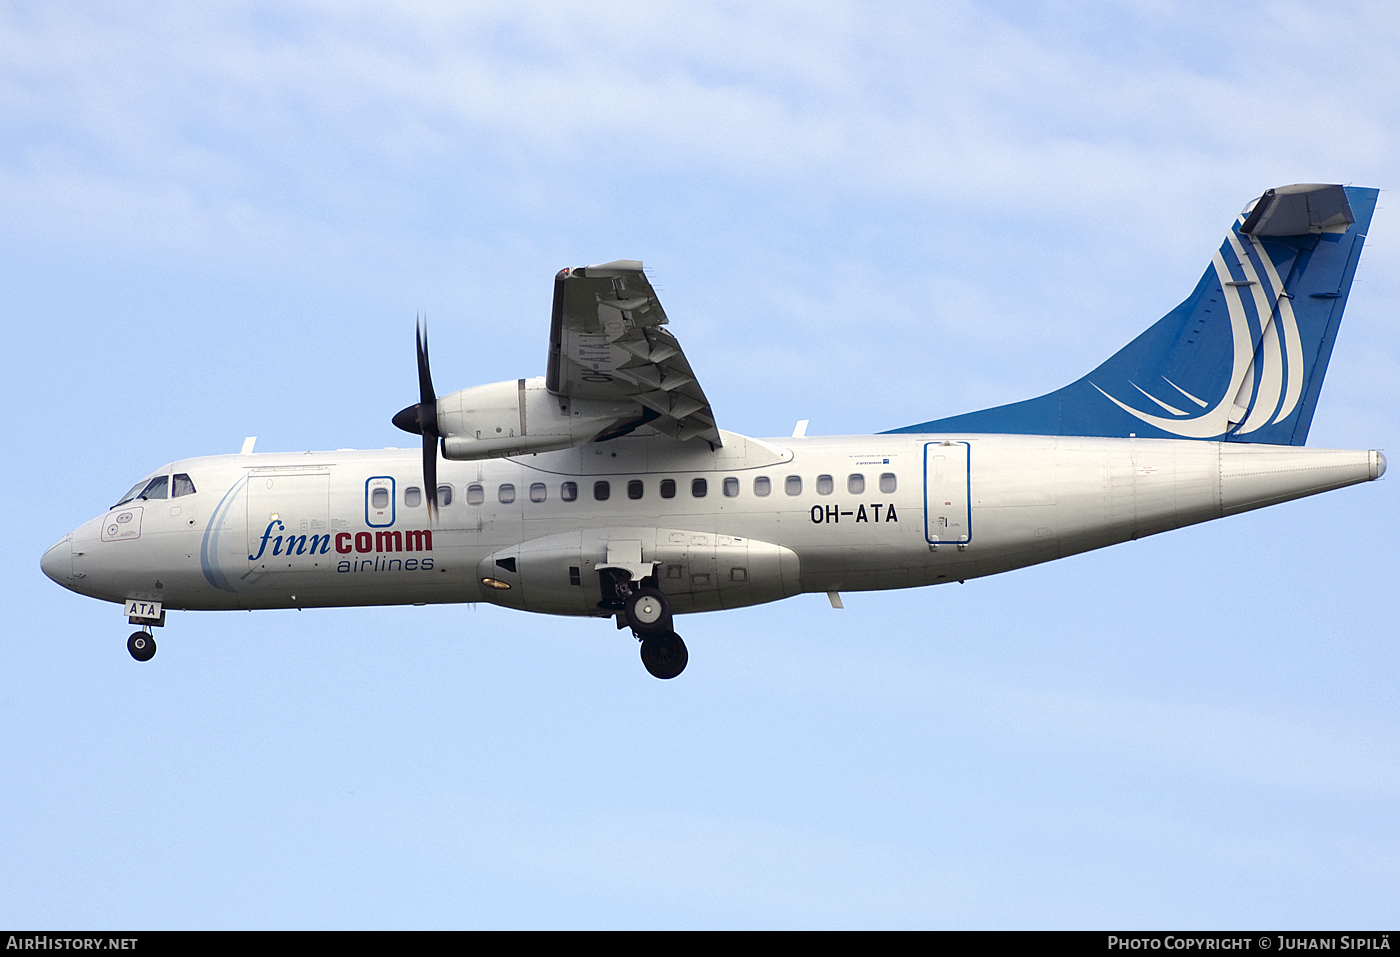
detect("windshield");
top-left (113, 474), bottom-right (169, 508)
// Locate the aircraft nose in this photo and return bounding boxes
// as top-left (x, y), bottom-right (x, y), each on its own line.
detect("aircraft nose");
top-left (41, 534), bottom-right (73, 584)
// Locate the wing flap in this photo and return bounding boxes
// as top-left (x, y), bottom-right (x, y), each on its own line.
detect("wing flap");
top-left (547, 261), bottom-right (721, 446)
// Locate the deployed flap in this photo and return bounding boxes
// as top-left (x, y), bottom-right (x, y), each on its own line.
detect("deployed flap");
top-left (546, 261), bottom-right (722, 446)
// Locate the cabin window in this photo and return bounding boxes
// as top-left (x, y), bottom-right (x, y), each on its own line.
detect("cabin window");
top-left (816, 474), bottom-right (834, 495)
top-left (848, 474), bottom-right (865, 494)
top-left (172, 473), bottom-right (197, 498)
top-left (660, 479), bottom-right (676, 499)
top-left (753, 476), bottom-right (771, 497)
top-left (404, 487), bottom-right (422, 507)
top-left (371, 487), bottom-right (390, 509)
top-left (692, 478), bottom-right (707, 498)
top-left (723, 477), bottom-right (739, 497)
top-left (785, 475), bottom-right (802, 496)
top-left (880, 473), bottom-right (897, 493)
top-left (498, 484), bottom-right (516, 504)
top-left (466, 484), bottom-right (483, 506)
top-left (438, 485), bottom-right (454, 506)
top-left (628, 479), bottom-right (644, 500)
top-left (530, 483), bottom-right (547, 503)
top-left (561, 481), bottom-right (578, 502)
top-left (594, 481), bottom-right (610, 501)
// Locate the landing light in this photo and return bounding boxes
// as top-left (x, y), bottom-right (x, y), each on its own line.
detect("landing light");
top-left (480, 578), bottom-right (512, 590)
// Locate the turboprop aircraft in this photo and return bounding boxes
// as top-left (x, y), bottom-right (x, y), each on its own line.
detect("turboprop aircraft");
top-left (41, 183), bottom-right (1387, 678)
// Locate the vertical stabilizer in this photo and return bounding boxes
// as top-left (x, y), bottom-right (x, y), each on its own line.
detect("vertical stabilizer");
top-left (889, 185), bottom-right (1377, 445)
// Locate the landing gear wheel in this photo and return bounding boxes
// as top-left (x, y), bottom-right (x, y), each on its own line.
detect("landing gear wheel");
top-left (127, 631), bottom-right (156, 662)
top-left (625, 586), bottom-right (671, 636)
top-left (640, 631), bottom-right (688, 679)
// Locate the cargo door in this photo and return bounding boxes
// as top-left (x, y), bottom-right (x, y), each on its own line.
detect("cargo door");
top-left (924, 442), bottom-right (971, 544)
top-left (246, 467), bottom-right (333, 574)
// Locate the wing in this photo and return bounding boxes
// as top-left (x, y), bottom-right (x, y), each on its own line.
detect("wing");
top-left (546, 260), bottom-right (722, 446)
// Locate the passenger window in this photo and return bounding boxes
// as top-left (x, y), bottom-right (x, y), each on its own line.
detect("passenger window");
top-left (561, 481), bottom-right (578, 502)
top-left (371, 487), bottom-right (389, 509)
top-left (753, 476), bottom-right (771, 497)
top-left (816, 474), bottom-right (834, 495)
top-left (498, 484), bottom-right (516, 504)
top-left (438, 485), bottom-right (454, 507)
top-left (594, 481), bottom-right (610, 501)
top-left (880, 473), bottom-right (897, 493)
top-left (660, 479), bottom-right (676, 499)
top-left (172, 473), bottom-right (197, 498)
top-left (692, 478), bottom-right (707, 498)
top-left (848, 474), bottom-right (865, 494)
top-left (466, 484), bottom-right (484, 506)
top-left (785, 476), bottom-right (802, 496)
top-left (723, 477), bottom-right (739, 497)
top-left (405, 487), bottom-right (422, 508)
top-left (529, 483), bottom-right (546, 503)
top-left (628, 480), bottom-right (644, 500)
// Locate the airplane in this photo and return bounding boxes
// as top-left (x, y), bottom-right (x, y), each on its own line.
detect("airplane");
top-left (41, 183), bottom-right (1387, 679)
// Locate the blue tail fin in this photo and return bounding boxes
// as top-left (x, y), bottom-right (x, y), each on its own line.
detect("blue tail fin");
top-left (888, 184), bottom-right (1377, 445)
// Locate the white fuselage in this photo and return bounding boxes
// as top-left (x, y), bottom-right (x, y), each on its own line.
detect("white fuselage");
top-left (42, 430), bottom-right (1384, 618)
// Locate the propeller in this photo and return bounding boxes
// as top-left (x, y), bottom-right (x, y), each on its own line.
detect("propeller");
top-left (391, 319), bottom-right (441, 519)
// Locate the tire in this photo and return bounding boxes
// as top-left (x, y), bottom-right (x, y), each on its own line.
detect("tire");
top-left (624, 586), bottom-right (671, 636)
top-left (640, 631), bottom-right (688, 679)
top-left (127, 631), bottom-right (156, 662)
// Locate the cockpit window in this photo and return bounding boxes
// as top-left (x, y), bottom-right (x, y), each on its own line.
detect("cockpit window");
top-left (115, 475), bottom-right (168, 507)
top-left (140, 476), bottom-right (169, 500)
top-left (115, 480), bottom-right (149, 507)
top-left (172, 473), bottom-right (197, 498)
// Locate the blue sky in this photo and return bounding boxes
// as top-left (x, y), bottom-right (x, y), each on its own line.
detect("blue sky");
top-left (5, 1), bottom-right (1399, 928)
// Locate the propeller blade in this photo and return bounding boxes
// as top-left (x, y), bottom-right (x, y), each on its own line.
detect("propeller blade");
top-left (423, 433), bottom-right (439, 521)
top-left (417, 322), bottom-right (437, 414)
top-left (391, 318), bottom-right (442, 521)
top-left (417, 320), bottom-right (440, 520)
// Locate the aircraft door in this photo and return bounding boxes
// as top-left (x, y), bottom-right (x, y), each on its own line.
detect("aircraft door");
top-left (924, 442), bottom-right (971, 544)
top-left (246, 468), bottom-right (333, 574)
top-left (365, 476), bottom-right (395, 528)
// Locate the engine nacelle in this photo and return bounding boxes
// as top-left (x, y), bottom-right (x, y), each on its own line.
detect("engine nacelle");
top-left (437, 377), bottom-right (634, 460)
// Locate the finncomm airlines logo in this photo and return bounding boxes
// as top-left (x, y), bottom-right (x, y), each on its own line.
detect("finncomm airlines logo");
top-left (246, 519), bottom-right (436, 574)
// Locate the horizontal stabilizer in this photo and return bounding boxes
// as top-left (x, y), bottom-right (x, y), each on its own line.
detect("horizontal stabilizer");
top-left (1242, 184), bottom-right (1353, 237)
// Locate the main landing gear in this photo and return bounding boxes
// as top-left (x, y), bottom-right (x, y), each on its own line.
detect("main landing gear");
top-left (616, 583), bottom-right (688, 680)
top-left (639, 629), bottom-right (688, 680)
top-left (127, 630), bottom-right (156, 662)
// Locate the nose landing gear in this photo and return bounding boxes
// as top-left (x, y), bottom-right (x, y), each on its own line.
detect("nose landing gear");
top-left (123, 600), bottom-right (164, 661)
top-left (127, 630), bottom-right (156, 662)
